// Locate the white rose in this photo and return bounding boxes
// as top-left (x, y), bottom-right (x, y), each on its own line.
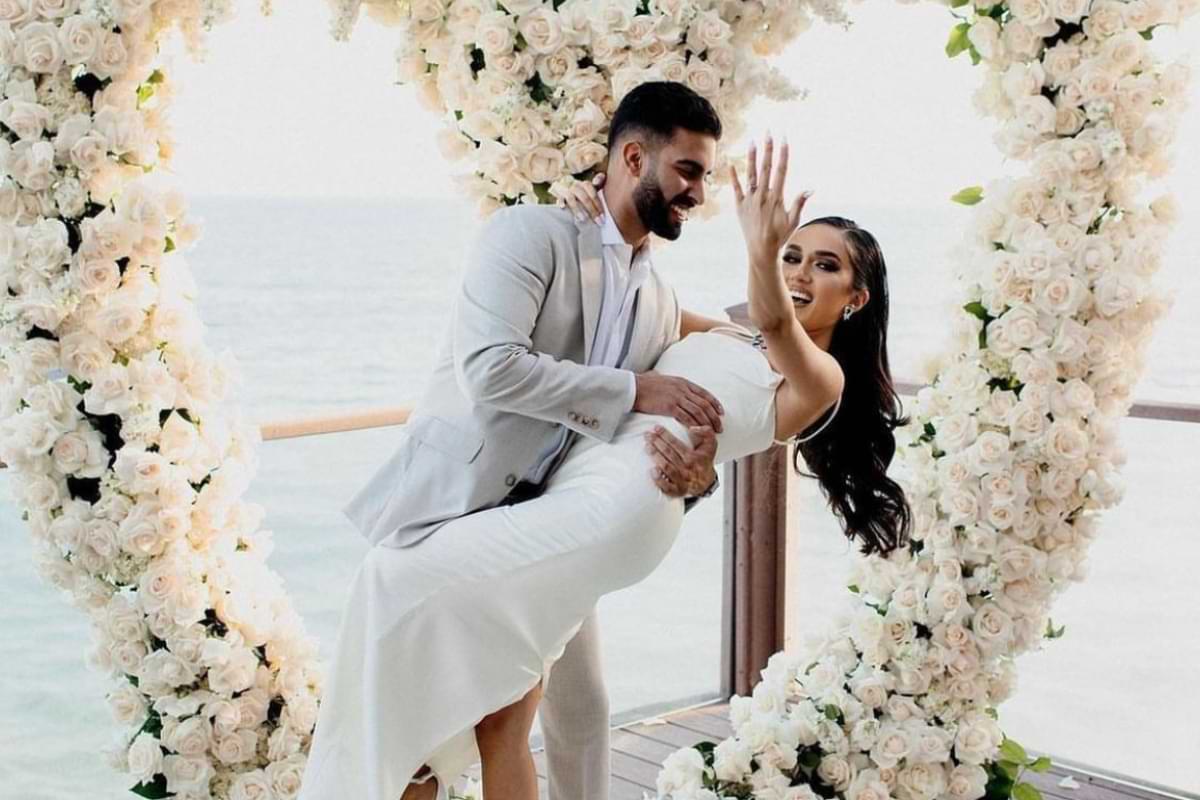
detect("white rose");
top-left (563, 138), bottom-right (605, 174)
top-left (849, 769), bottom-right (895, 800)
top-left (0, 0), bottom-right (34, 25)
top-left (215, 729), bottom-right (258, 765)
top-left (9, 140), bottom-right (55, 190)
top-left (688, 9), bottom-right (731, 49)
top-left (208, 646), bottom-right (259, 695)
top-left (946, 764), bottom-right (989, 800)
top-left (517, 7), bottom-right (564, 54)
top-left (0, 98), bottom-right (48, 141)
top-left (107, 683), bottom-right (148, 726)
top-left (68, 131), bottom-right (108, 173)
top-left (968, 18), bottom-right (1002, 60)
top-left (686, 58), bottom-right (721, 97)
top-left (89, 30), bottom-right (128, 80)
top-left (93, 107), bottom-right (144, 157)
top-left (127, 733), bottom-right (164, 782)
top-left (408, 0), bottom-right (445, 23)
top-left (1012, 0), bottom-right (1052, 26)
top-left (229, 768), bottom-right (273, 800)
top-left (264, 754), bottom-right (306, 799)
top-left (165, 715), bottom-right (212, 758)
top-left (1042, 43), bottom-right (1080, 86)
top-left (1002, 20), bottom-right (1043, 60)
top-left (656, 740), bottom-right (707, 796)
top-left (819, 755), bottom-right (855, 791)
top-left (475, 10), bottom-right (515, 56)
top-left (1045, 419), bottom-right (1089, 464)
top-left (162, 754), bottom-right (212, 795)
top-left (519, 145), bottom-right (565, 185)
top-left (18, 21), bottom-right (62, 73)
top-left (713, 737), bottom-right (754, 781)
top-left (1054, 0), bottom-right (1089, 21)
top-left (934, 413), bottom-right (978, 453)
top-left (965, 431), bottom-right (1011, 475)
top-left (953, 714), bottom-right (1002, 764)
top-left (140, 649), bottom-right (197, 689)
top-left (593, 0), bottom-right (634, 33)
top-left (58, 13), bottom-right (99, 63)
top-left (104, 594), bottom-right (147, 641)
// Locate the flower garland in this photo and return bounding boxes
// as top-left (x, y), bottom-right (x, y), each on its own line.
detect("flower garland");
top-left (337, 0), bottom-right (852, 214)
top-left (642, 2), bottom-right (1197, 799)
top-left (2, 0), bottom-right (1195, 797)
top-left (0, 2), bottom-right (325, 799)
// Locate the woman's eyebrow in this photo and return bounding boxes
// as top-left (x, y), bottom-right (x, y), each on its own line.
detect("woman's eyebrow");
top-left (787, 245), bottom-right (842, 262)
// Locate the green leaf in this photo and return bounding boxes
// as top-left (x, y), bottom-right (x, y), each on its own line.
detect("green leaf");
top-left (1000, 738), bottom-right (1029, 764)
top-left (1044, 619), bottom-right (1066, 639)
top-left (1140, 27), bottom-right (1154, 40)
top-left (969, 44), bottom-right (982, 65)
top-left (1030, 757), bottom-right (1053, 773)
top-left (164, 236), bottom-right (175, 253)
top-left (136, 83), bottom-right (155, 105)
top-left (949, 0), bottom-right (970, 6)
top-left (952, 185), bottom-right (985, 205)
top-left (945, 22), bottom-right (972, 58)
top-left (147, 69), bottom-right (165, 84)
top-left (823, 704), bottom-right (842, 721)
top-left (847, 584), bottom-right (860, 594)
top-left (131, 774), bottom-right (170, 799)
top-left (532, 182), bottom-right (555, 205)
top-left (997, 760), bottom-right (1021, 781)
top-left (1014, 782), bottom-right (1043, 800)
top-left (963, 300), bottom-right (990, 321)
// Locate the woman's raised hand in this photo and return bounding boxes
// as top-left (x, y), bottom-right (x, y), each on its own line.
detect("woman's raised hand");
top-left (730, 136), bottom-right (811, 267)
top-left (560, 173), bottom-right (607, 224)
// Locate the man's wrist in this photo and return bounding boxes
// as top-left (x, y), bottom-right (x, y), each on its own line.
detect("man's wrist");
top-left (623, 371), bottom-right (638, 415)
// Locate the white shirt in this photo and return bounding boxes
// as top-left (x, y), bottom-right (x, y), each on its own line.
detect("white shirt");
top-left (522, 191), bottom-right (652, 484)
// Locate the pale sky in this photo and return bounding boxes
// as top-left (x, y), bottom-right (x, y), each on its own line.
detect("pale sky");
top-left (163, 2), bottom-right (1200, 210)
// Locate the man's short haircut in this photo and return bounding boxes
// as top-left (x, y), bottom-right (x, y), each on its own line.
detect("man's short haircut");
top-left (606, 81), bottom-right (723, 155)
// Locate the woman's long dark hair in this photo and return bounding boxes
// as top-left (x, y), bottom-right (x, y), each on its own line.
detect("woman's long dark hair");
top-left (793, 216), bottom-right (912, 557)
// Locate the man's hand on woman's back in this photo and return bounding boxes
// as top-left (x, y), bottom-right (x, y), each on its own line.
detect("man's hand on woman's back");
top-left (633, 371), bottom-right (724, 432)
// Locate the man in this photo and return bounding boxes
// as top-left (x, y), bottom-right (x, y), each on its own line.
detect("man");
top-left (342, 81), bottom-right (730, 800)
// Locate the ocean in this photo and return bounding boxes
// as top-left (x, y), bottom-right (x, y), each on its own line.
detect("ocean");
top-left (0, 195), bottom-right (1196, 797)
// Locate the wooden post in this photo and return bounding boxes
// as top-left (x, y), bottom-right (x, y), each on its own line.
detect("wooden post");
top-left (720, 303), bottom-right (790, 699)
top-left (721, 446), bottom-right (789, 698)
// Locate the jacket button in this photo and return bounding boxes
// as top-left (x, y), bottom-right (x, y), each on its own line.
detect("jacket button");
top-left (589, 420), bottom-right (599, 429)
top-left (568, 411), bottom-right (579, 421)
top-left (505, 474), bottom-right (517, 487)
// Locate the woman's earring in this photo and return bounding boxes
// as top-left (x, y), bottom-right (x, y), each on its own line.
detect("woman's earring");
top-left (842, 305), bottom-right (854, 321)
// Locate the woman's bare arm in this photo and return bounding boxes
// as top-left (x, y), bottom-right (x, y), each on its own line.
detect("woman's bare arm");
top-left (732, 137), bottom-right (843, 439)
top-left (680, 309), bottom-right (727, 338)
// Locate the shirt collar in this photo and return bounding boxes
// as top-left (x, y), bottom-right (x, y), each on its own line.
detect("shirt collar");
top-left (598, 189), bottom-right (653, 270)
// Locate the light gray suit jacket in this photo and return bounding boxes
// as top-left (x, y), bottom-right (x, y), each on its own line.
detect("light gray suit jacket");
top-left (342, 205), bottom-right (681, 549)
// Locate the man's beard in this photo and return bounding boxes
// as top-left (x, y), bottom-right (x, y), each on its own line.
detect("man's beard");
top-left (632, 173), bottom-right (693, 241)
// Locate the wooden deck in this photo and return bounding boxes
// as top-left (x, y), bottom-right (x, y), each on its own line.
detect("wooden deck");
top-left (459, 701), bottom-right (1194, 800)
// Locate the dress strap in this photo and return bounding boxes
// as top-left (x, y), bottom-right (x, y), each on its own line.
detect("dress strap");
top-left (775, 392), bottom-right (842, 446)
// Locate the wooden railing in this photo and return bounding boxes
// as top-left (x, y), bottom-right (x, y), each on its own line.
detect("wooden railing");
top-left (2, 323), bottom-right (1197, 700)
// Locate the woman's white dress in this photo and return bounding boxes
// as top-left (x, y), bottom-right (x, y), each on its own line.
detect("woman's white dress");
top-left (297, 327), bottom-right (792, 800)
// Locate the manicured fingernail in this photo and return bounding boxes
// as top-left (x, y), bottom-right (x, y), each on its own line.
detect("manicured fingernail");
top-left (594, 215), bottom-right (603, 224)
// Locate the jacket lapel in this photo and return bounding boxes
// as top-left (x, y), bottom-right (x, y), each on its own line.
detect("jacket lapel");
top-left (578, 223), bottom-right (603, 361)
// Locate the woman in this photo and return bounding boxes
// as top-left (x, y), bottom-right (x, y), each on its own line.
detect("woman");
top-left (297, 140), bottom-right (911, 800)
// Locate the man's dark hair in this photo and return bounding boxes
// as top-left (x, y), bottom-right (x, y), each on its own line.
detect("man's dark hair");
top-left (606, 81), bottom-right (723, 154)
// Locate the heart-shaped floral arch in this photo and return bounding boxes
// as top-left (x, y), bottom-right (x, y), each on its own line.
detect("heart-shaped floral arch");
top-left (0, 0), bottom-right (1194, 797)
